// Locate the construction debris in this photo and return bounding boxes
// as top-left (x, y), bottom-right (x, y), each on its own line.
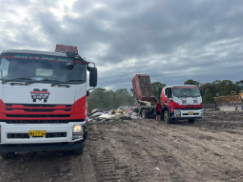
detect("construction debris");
top-left (88, 107), bottom-right (141, 122)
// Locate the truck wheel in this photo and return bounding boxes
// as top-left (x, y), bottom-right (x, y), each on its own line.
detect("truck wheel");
top-left (141, 109), bottom-right (148, 118)
top-left (74, 146), bottom-right (84, 155)
top-left (0, 152), bottom-right (15, 159)
top-left (188, 119), bottom-right (195, 123)
top-left (164, 110), bottom-right (171, 124)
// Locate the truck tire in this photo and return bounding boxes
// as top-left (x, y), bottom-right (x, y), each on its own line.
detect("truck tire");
top-left (188, 119), bottom-right (195, 123)
top-left (0, 152), bottom-right (15, 159)
top-left (164, 110), bottom-right (171, 124)
top-left (74, 146), bottom-right (84, 155)
top-left (141, 109), bottom-right (149, 118)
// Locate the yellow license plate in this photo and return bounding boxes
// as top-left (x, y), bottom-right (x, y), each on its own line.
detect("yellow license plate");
top-left (29, 130), bottom-right (46, 137)
top-left (188, 111), bottom-right (194, 115)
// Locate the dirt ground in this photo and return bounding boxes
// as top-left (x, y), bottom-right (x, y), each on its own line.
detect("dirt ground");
top-left (1, 109), bottom-right (243, 182)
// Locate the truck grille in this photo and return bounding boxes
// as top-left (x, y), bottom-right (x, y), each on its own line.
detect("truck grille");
top-left (181, 105), bottom-right (202, 110)
top-left (5, 104), bottom-right (72, 107)
top-left (2, 119), bottom-right (84, 124)
top-left (7, 132), bottom-right (67, 139)
top-left (182, 113), bottom-right (200, 115)
top-left (4, 104), bottom-right (72, 112)
top-left (23, 109), bottom-right (55, 112)
top-left (5, 115), bottom-right (70, 118)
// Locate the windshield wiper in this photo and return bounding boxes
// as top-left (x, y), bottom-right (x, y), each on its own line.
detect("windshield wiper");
top-left (2, 77), bottom-right (32, 84)
top-left (24, 79), bottom-right (64, 85)
top-left (51, 80), bottom-right (84, 86)
top-left (64, 79), bottom-right (84, 83)
top-left (24, 79), bottom-right (55, 85)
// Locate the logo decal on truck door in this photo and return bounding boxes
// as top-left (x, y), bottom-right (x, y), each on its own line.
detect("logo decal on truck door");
top-left (30, 89), bottom-right (50, 102)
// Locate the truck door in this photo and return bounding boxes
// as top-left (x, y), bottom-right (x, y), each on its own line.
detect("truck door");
top-left (162, 87), bottom-right (172, 107)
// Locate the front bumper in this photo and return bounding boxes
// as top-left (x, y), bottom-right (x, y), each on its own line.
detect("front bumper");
top-left (0, 121), bottom-right (86, 144)
top-left (0, 131), bottom-right (88, 152)
top-left (173, 117), bottom-right (202, 120)
top-left (172, 109), bottom-right (203, 120)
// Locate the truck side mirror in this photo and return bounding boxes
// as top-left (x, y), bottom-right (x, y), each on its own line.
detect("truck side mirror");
top-left (165, 88), bottom-right (172, 98)
top-left (66, 62), bottom-right (74, 70)
top-left (88, 66), bottom-right (97, 87)
top-left (165, 89), bottom-right (169, 96)
top-left (168, 89), bottom-right (172, 98)
top-left (200, 90), bottom-right (203, 97)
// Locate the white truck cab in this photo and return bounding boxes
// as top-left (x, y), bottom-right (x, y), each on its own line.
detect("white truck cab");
top-left (0, 45), bottom-right (97, 158)
top-left (161, 85), bottom-right (203, 123)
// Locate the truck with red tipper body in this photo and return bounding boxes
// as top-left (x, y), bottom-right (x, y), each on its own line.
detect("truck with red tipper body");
top-left (159, 85), bottom-right (203, 123)
top-left (131, 74), bottom-right (157, 118)
top-left (0, 44), bottom-right (97, 158)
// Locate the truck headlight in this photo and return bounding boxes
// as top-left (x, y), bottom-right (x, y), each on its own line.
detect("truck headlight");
top-left (174, 110), bottom-right (181, 117)
top-left (72, 125), bottom-right (83, 140)
top-left (73, 125), bottom-right (82, 133)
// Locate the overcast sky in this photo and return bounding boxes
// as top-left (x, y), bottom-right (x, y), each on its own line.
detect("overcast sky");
top-left (0, 0), bottom-right (243, 90)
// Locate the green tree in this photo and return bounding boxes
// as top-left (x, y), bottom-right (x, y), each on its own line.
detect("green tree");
top-left (151, 82), bottom-right (166, 99)
top-left (201, 83), bottom-right (214, 97)
top-left (203, 89), bottom-right (214, 104)
top-left (87, 88), bottom-right (134, 113)
top-left (184, 79), bottom-right (200, 87)
top-left (212, 80), bottom-right (237, 96)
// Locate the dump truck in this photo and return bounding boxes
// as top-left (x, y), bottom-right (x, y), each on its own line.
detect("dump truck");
top-left (131, 74), bottom-right (157, 118)
top-left (0, 44), bottom-right (97, 158)
top-left (214, 80), bottom-right (243, 111)
top-left (131, 74), bottom-right (203, 122)
top-left (159, 85), bottom-right (203, 123)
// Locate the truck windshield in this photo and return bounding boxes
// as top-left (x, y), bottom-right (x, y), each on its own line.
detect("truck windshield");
top-left (0, 53), bottom-right (86, 83)
top-left (172, 86), bottom-right (201, 97)
top-left (238, 83), bottom-right (243, 93)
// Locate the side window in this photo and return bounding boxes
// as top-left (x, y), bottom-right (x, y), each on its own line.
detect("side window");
top-left (165, 88), bottom-right (172, 98)
top-left (0, 58), bottom-right (10, 78)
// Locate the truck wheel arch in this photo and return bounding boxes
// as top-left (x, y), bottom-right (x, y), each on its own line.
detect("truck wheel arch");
top-left (161, 106), bottom-right (169, 119)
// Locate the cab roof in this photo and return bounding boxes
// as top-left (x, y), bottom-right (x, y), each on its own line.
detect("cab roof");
top-left (2, 49), bottom-right (68, 57)
top-left (166, 85), bottom-right (199, 88)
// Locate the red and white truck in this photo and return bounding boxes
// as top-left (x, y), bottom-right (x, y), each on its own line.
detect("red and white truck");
top-left (131, 74), bottom-right (203, 123)
top-left (0, 44), bottom-right (97, 158)
top-left (160, 85), bottom-right (203, 123)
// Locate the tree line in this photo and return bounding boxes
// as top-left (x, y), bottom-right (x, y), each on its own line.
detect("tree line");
top-left (87, 88), bottom-right (134, 113)
top-left (87, 79), bottom-right (238, 112)
top-left (184, 79), bottom-right (238, 104)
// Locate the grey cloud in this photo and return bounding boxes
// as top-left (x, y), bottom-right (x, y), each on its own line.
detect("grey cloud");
top-left (0, 0), bottom-right (243, 91)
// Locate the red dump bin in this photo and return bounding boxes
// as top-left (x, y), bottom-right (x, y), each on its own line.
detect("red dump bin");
top-left (55, 44), bottom-right (78, 54)
top-left (132, 74), bottom-right (154, 105)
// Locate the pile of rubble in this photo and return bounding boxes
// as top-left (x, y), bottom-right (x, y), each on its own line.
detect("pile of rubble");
top-left (88, 107), bottom-right (141, 122)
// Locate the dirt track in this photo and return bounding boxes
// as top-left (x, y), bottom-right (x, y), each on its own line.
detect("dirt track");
top-left (1, 109), bottom-right (243, 182)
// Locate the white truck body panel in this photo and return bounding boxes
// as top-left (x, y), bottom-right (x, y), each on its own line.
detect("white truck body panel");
top-left (1, 82), bottom-right (86, 104)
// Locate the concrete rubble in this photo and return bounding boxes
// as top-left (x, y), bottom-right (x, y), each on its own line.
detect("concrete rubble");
top-left (88, 107), bottom-right (142, 122)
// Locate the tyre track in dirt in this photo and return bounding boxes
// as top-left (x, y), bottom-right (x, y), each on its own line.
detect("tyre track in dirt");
top-left (87, 121), bottom-right (188, 182)
top-left (87, 122), bottom-right (144, 182)
top-left (1, 110), bottom-right (243, 181)
top-left (115, 121), bottom-right (187, 182)
top-left (124, 119), bottom-right (243, 181)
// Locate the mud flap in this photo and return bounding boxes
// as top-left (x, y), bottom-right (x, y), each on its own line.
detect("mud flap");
top-left (240, 97), bottom-right (243, 110)
top-left (84, 131), bottom-right (88, 141)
